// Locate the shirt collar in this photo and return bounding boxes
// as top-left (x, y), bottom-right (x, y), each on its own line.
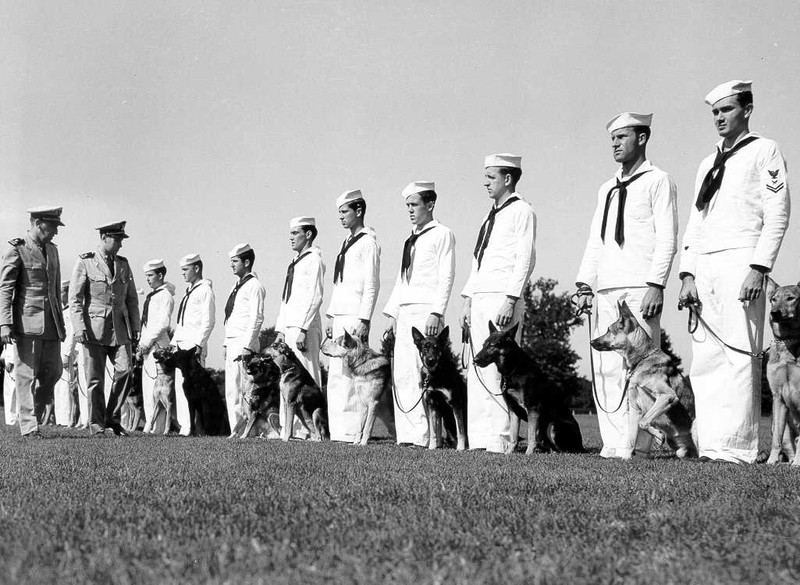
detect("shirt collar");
top-left (412, 219), bottom-right (439, 234)
top-left (615, 159), bottom-right (653, 182)
top-left (716, 131), bottom-right (759, 152)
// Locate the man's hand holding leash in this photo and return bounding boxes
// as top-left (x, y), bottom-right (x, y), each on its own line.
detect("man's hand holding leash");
top-left (460, 297), bottom-right (472, 331)
top-left (739, 267), bottom-right (767, 303)
top-left (0, 324), bottom-right (15, 345)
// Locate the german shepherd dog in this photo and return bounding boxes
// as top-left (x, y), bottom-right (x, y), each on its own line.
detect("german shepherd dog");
top-left (154, 346), bottom-right (229, 436)
top-left (121, 360), bottom-right (145, 433)
top-left (265, 340), bottom-right (329, 442)
top-left (233, 352), bottom-right (282, 439)
top-left (591, 300), bottom-right (697, 459)
top-left (321, 330), bottom-right (393, 446)
top-left (474, 322), bottom-right (584, 454)
top-left (411, 326), bottom-right (467, 450)
top-left (142, 350), bottom-right (180, 435)
top-left (766, 282), bottom-right (800, 465)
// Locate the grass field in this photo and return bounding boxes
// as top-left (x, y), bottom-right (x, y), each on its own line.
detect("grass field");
top-left (1, 416), bottom-right (799, 585)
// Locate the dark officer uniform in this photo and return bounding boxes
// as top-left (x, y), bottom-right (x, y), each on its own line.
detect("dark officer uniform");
top-left (0, 206), bottom-right (66, 436)
top-left (69, 221), bottom-right (140, 435)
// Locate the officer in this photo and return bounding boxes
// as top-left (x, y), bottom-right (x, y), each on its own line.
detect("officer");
top-left (69, 220), bottom-right (141, 436)
top-left (0, 206), bottom-right (66, 437)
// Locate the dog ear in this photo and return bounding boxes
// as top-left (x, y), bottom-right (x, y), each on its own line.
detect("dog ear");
top-left (488, 321), bottom-right (498, 334)
top-left (618, 300), bottom-right (640, 331)
top-left (233, 355), bottom-right (242, 362)
top-left (411, 327), bottom-right (425, 346)
top-left (765, 276), bottom-right (778, 300)
top-left (505, 322), bottom-right (519, 340)
top-left (438, 326), bottom-right (450, 343)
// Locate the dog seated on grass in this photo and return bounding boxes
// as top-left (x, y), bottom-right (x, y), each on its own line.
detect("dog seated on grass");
top-left (766, 282), bottom-right (800, 465)
top-left (141, 350), bottom-right (180, 435)
top-left (321, 331), bottom-right (391, 446)
top-left (411, 326), bottom-right (467, 450)
top-left (474, 322), bottom-right (584, 455)
top-left (233, 352), bottom-right (282, 439)
top-left (153, 346), bottom-right (229, 437)
top-left (265, 340), bottom-right (329, 442)
top-left (590, 300), bottom-right (697, 459)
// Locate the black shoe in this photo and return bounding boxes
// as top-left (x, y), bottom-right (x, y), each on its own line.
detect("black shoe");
top-left (89, 423), bottom-right (105, 435)
top-left (109, 423), bottom-right (129, 437)
top-left (22, 430), bottom-right (43, 439)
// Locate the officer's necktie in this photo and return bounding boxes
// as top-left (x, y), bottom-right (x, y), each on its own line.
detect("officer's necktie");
top-left (600, 170), bottom-right (650, 246)
top-left (106, 255), bottom-right (115, 278)
top-left (141, 289), bottom-right (159, 327)
top-left (332, 231), bottom-right (367, 284)
top-left (282, 251), bottom-right (312, 302)
top-left (695, 135), bottom-right (760, 211)
top-left (401, 224), bottom-right (436, 281)
top-left (224, 273), bottom-right (254, 323)
top-left (472, 196), bottom-right (519, 268)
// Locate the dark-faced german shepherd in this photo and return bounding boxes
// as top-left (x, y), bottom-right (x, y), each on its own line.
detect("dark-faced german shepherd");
top-left (153, 346), bottom-right (229, 437)
top-left (234, 352), bottom-right (282, 439)
top-left (411, 326), bottom-right (467, 450)
top-left (266, 340), bottom-right (329, 442)
top-left (474, 322), bottom-right (584, 455)
top-left (590, 300), bottom-right (697, 459)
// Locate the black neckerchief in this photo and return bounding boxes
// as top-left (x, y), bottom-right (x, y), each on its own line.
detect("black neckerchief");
top-left (472, 196), bottom-right (519, 268)
top-left (401, 224), bottom-right (437, 281)
top-left (600, 169), bottom-right (651, 246)
top-left (282, 250), bottom-right (313, 302)
top-left (224, 273), bottom-right (255, 323)
top-left (333, 231), bottom-right (367, 284)
top-left (695, 136), bottom-right (760, 211)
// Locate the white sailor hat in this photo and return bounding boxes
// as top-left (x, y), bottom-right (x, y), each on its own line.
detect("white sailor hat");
top-left (401, 181), bottom-right (436, 200)
top-left (705, 80), bottom-right (753, 106)
top-left (484, 153), bottom-right (522, 169)
top-left (606, 112), bottom-right (653, 133)
top-left (289, 216), bottom-right (316, 229)
top-left (28, 205), bottom-right (65, 226)
top-left (180, 253), bottom-right (202, 268)
top-left (143, 259), bottom-right (165, 272)
top-left (336, 189), bottom-right (364, 208)
top-left (96, 220), bottom-right (129, 239)
top-left (229, 242), bottom-right (253, 258)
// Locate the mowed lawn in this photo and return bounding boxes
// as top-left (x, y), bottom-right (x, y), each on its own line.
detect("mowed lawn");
top-left (1, 416), bottom-right (799, 585)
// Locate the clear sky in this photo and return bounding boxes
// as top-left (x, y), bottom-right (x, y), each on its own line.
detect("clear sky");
top-left (2, 1), bottom-right (798, 370)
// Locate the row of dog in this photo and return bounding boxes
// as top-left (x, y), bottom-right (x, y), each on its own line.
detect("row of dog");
top-left (127, 281), bottom-right (800, 462)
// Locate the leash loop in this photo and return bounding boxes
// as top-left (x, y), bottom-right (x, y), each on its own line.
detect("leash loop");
top-left (678, 298), bottom-right (767, 359)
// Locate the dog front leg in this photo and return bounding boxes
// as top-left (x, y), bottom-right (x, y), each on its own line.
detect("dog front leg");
top-left (506, 410), bottom-right (520, 454)
top-left (143, 400), bottom-right (159, 434)
top-left (423, 399), bottom-right (438, 450)
top-left (241, 413), bottom-right (258, 439)
top-left (525, 407), bottom-right (541, 455)
top-left (360, 400), bottom-right (378, 446)
top-left (282, 402), bottom-right (296, 442)
top-left (768, 394), bottom-right (789, 464)
top-left (452, 402), bottom-right (467, 451)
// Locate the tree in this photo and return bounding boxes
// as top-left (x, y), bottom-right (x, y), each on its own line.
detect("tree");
top-left (520, 277), bottom-right (588, 408)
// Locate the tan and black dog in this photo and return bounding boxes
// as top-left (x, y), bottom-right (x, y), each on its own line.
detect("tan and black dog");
top-left (121, 360), bottom-right (145, 433)
top-left (142, 349), bottom-right (180, 435)
top-left (321, 331), bottom-right (393, 446)
top-left (154, 346), bottom-right (229, 436)
top-left (411, 326), bottom-right (467, 450)
top-left (766, 282), bottom-right (800, 465)
top-left (233, 352), bottom-right (282, 439)
top-left (591, 300), bottom-right (697, 459)
top-left (474, 322), bottom-right (584, 455)
top-left (266, 340), bottom-right (329, 442)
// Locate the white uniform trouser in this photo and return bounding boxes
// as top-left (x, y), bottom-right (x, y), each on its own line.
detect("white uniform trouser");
top-left (467, 292), bottom-right (525, 452)
top-left (224, 347), bottom-right (247, 433)
top-left (393, 304), bottom-right (432, 446)
top-left (593, 287), bottom-right (658, 458)
top-left (691, 248), bottom-right (765, 464)
top-left (77, 345), bottom-right (112, 427)
top-left (327, 315), bottom-right (363, 442)
top-left (54, 352), bottom-right (78, 426)
top-left (173, 347), bottom-right (206, 436)
top-left (279, 324), bottom-right (322, 436)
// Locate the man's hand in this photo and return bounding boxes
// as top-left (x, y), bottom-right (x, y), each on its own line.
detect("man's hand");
top-left (5, 360), bottom-right (14, 373)
top-left (384, 318), bottom-right (396, 340)
top-left (295, 330), bottom-right (307, 352)
top-left (640, 285), bottom-right (664, 320)
top-left (678, 275), bottom-right (699, 308)
top-left (460, 298), bottom-right (472, 330)
top-left (494, 297), bottom-right (517, 328)
top-left (574, 291), bottom-right (593, 314)
top-left (275, 332), bottom-right (285, 344)
top-left (353, 319), bottom-right (370, 341)
top-left (739, 268), bottom-right (765, 302)
top-left (325, 321), bottom-right (333, 339)
top-left (0, 325), bottom-right (14, 345)
top-left (424, 313), bottom-right (441, 336)
top-left (74, 331), bottom-right (88, 344)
